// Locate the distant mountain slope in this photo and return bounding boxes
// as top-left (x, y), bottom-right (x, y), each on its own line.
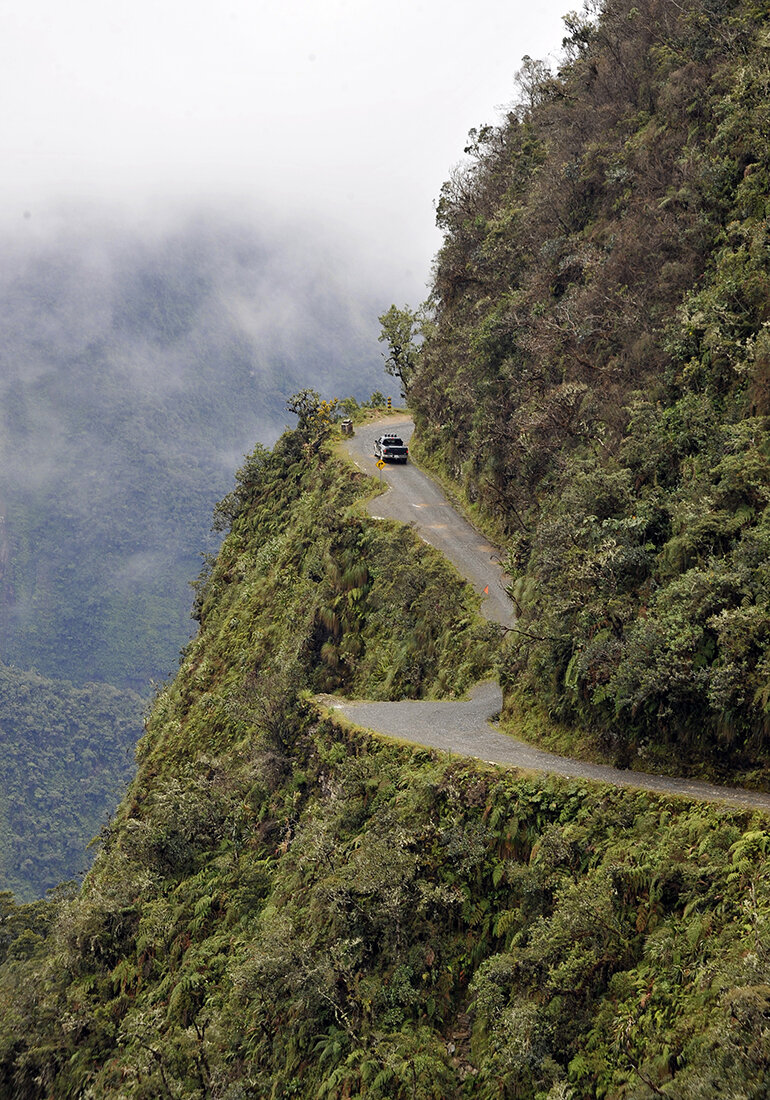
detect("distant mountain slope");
top-left (0, 663), bottom-right (142, 900)
top-left (0, 210), bottom-right (392, 898)
top-left (412, 0), bottom-right (770, 775)
top-left (0, 210), bottom-right (389, 691)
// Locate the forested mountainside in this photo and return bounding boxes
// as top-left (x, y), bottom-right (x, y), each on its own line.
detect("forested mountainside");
top-left (0, 665), bottom-right (142, 901)
top-left (0, 212), bottom-right (390, 898)
top-left (1, 416), bottom-right (770, 1098)
top-left (411, 0), bottom-right (770, 779)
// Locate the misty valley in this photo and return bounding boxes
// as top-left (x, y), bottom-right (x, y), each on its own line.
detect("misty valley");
top-left (0, 211), bottom-right (390, 899)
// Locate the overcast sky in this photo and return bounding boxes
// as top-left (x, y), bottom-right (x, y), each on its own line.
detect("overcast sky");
top-left (1, 0), bottom-right (570, 297)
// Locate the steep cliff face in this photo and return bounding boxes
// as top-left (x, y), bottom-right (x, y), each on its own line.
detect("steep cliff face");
top-left (1, 426), bottom-right (770, 1099)
top-left (411, 0), bottom-right (770, 774)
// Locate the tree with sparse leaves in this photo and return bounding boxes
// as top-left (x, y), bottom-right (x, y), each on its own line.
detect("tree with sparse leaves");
top-left (377, 305), bottom-right (422, 396)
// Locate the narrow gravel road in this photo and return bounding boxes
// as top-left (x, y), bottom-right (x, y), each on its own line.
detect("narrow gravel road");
top-left (329, 682), bottom-right (770, 811)
top-left (330, 417), bottom-right (770, 813)
top-left (343, 418), bottom-right (513, 626)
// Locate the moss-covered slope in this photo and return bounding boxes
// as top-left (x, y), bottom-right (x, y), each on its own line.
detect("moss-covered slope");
top-left (6, 0), bottom-right (770, 1087)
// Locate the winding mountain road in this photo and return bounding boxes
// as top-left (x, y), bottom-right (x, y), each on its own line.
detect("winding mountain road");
top-left (331, 418), bottom-right (770, 812)
top-left (343, 417), bottom-right (513, 626)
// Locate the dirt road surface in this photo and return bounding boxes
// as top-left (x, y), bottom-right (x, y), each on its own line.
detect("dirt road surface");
top-left (328, 682), bottom-right (770, 811)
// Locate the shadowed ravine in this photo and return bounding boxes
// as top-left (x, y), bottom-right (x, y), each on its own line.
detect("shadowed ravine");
top-left (325, 419), bottom-right (770, 813)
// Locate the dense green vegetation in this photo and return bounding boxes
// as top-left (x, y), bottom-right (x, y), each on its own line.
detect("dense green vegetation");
top-left (1, 423), bottom-right (769, 1097)
top-left (0, 664), bottom-right (143, 900)
top-left (410, 0), bottom-right (770, 778)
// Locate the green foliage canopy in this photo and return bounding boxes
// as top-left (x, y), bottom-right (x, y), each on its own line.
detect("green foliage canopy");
top-left (0, 664), bottom-right (142, 900)
top-left (0, 415), bottom-right (769, 1098)
top-left (409, 0), bottom-right (770, 776)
